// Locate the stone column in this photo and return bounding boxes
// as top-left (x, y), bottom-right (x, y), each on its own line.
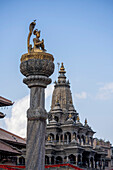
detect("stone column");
top-left (67, 156), bottom-right (69, 163)
top-left (17, 156), bottom-right (20, 165)
top-left (20, 52), bottom-right (54, 170)
top-left (67, 134), bottom-right (69, 144)
top-left (71, 133), bottom-right (73, 141)
top-left (63, 133), bottom-right (64, 144)
top-left (54, 133), bottom-right (56, 143)
top-left (75, 155), bottom-right (78, 165)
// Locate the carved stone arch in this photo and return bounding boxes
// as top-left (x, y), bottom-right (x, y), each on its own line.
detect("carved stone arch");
top-left (73, 132), bottom-right (77, 140)
top-left (69, 154), bottom-right (76, 164)
top-left (51, 156), bottom-right (55, 165)
top-left (49, 133), bottom-right (54, 142)
top-left (77, 134), bottom-right (81, 144)
top-left (19, 156), bottom-right (25, 165)
top-left (78, 154), bottom-right (82, 164)
top-left (55, 116), bottom-right (59, 122)
top-left (56, 134), bottom-right (59, 142)
top-left (81, 135), bottom-right (85, 145)
top-left (64, 132), bottom-right (71, 143)
top-left (56, 156), bottom-right (63, 164)
top-left (45, 155), bottom-right (49, 165)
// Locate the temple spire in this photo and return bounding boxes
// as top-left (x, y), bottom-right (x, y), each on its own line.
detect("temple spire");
top-left (57, 62), bottom-right (67, 84)
top-left (59, 62), bottom-right (66, 74)
top-left (51, 62), bottom-right (74, 112)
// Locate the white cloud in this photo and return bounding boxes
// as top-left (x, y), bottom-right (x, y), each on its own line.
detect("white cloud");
top-left (5, 95), bottom-right (29, 138)
top-left (96, 82), bottom-right (113, 100)
top-left (45, 84), bottom-right (54, 99)
top-left (5, 84), bottom-right (54, 138)
top-left (75, 92), bottom-right (87, 99)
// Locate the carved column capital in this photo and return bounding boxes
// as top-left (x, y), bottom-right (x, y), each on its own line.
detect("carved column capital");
top-left (23, 75), bottom-right (51, 88)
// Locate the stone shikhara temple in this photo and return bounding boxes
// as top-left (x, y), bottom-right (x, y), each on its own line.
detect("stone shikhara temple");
top-left (45, 63), bottom-right (109, 169)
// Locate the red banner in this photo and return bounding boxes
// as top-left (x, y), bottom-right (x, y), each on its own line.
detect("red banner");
top-left (0, 164), bottom-right (84, 170)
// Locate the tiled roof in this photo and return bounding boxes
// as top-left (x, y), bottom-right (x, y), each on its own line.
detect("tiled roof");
top-left (0, 96), bottom-right (14, 107)
top-left (0, 128), bottom-right (26, 145)
top-left (0, 140), bottom-right (21, 154)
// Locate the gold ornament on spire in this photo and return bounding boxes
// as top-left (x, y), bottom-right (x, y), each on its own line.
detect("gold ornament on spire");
top-left (86, 136), bottom-right (88, 143)
top-left (77, 115), bottom-right (80, 122)
top-left (48, 135), bottom-right (51, 141)
top-left (56, 97), bottom-right (59, 103)
top-left (69, 113), bottom-right (72, 119)
top-left (59, 62), bottom-right (66, 74)
top-left (85, 118), bottom-right (87, 125)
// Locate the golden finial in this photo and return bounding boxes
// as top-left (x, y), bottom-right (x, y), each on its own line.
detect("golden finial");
top-left (48, 135), bottom-right (51, 141)
top-left (77, 115), bottom-right (80, 122)
top-left (85, 118), bottom-right (87, 125)
top-left (59, 62), bottom-right (66, 74)
top-left (69, 113), bottom-right (72, 119)
top-left (56, 97), bottom-right (59, 103)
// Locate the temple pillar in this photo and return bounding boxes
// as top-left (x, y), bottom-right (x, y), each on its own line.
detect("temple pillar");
top-left (20, 42), bottom-right (54, 169)
top-left (63, 133), bottom-right (64, 144)
top-left (76, 155), bottom-right (78, 165)
top-left (89, 159), bottom-right (91, 168)
top-left (71, 133), bottom-right (73, 141)
top-left (54, 133), bottom-right (56, 142)
top-left (66, 156), bottom-right (69, 163)
top-left (17, 156), bottom-right (20, 165)
top-left (93, 160), bottom-right (95, 168)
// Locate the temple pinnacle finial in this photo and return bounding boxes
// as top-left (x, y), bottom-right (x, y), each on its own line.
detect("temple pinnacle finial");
top-left (85, 118), bottom-right (87, 125)
top-left (59, 62), bottom-right (66, 74)
top-left (77, 115), bottom-right (80, 122)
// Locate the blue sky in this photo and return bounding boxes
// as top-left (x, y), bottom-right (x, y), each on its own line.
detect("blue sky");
top-left (0, 0), bottom-right (113, 144)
